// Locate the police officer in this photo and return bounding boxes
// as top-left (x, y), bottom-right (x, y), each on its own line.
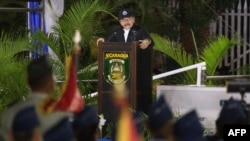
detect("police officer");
top-left (43, 117), bottom-right (75, 141)
top-left (1, 55), bottom-right (55, 140)
top-left (9, 106), bottom-right (42, 141)
top-left (146, 95), bottom-right (175, 141)
top-left (1, 55), bottom-right (71, 141)
top-left (72, 105), bottom-right (100, 141)
top-left (174, 110), bottom-right (206, 141)
top-left (206, 98), bottom-right (248, 141)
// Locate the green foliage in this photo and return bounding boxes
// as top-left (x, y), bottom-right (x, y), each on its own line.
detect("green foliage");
top-left (33, 0), bottom-right (115, 62)
top-left (0, 33), bottom-right (31, 115)
top-left (78, 61), bottom-right (98, 104)
top-left (152, 33), bottom-right (196, 84)
top-left (201, 36), bottom-right (239, 76)
top-left (152, 33), bottom-right (239, 85)
top-left (33, 0), bottom-right (115, 99)
top-left (56, 0), bottom-right (114, 56)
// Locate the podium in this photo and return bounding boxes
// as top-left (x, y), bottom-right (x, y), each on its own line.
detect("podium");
top-left (98, 41), bottom-right (153, 124)
top-left (97, 42), bottom-right (138, 122)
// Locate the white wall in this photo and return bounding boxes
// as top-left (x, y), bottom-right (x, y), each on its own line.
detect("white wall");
top-left (157, 85), bottom-right (250, 132)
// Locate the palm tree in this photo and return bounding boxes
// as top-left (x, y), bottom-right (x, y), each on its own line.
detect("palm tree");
top-left (152, 33), bottom-right (196, 84)
top-left (152, 33), bottom-right (239, 85)
top-left (33, 0), bottom-right (115, 102)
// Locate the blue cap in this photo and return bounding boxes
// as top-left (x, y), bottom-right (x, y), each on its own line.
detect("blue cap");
top-left (118, 9), bottom-right (133, 20)
top-left (43, 117), bottom-right (74, 141)
top-left (72, 105), bottom-right (100, 130)
top-left (147, 95), bottom-right (173, 128)
top-left (174, 110), bottom-right (205, 141)
top-left (217, 98), bottom-right (246, 123)
top-left (12, 106), bottom-right (39, 132)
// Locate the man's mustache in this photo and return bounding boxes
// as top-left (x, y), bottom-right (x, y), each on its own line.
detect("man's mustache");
top-left (124, 23), bottom-right (130, 26)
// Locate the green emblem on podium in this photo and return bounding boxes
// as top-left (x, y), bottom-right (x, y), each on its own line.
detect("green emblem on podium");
top-left (103, 52), bottom-right (130, 85)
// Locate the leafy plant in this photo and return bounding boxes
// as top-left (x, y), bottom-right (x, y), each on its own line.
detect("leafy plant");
top-left (152, 33), bottom-right (196, 84)
top-left (201, 36), bottom-right (239, 76)
top-left (0, 33), bottom-right (31, 116)
top-left (152, 33), bottom-right (238, 85)
top-left (33, 0), bottom-right (115, 98)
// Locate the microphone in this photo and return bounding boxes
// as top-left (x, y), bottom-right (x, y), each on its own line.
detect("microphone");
top-left (107, 31), bottom-right (117, 42)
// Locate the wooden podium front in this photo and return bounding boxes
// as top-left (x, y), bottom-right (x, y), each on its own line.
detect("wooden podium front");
top-left (98, 42), bottom-right (138, 123)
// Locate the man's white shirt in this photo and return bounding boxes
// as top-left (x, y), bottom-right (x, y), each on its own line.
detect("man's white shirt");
top-left (123, 29), bottom-right (130, 42)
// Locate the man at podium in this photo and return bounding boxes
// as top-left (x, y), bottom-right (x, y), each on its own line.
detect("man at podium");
top-left (97, 8), bottom-right (154, 114)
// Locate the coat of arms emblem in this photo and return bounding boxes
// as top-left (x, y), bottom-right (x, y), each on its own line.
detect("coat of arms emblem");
top-left (103, 52), bottom-right (130, 85)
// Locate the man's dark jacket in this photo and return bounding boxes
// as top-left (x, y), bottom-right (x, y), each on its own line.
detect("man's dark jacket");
top-left (105, 24), bottom-right (154, 113)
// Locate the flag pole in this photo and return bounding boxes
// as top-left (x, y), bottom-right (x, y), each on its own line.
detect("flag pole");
top-left (73, 30), bottom-right (81, 55)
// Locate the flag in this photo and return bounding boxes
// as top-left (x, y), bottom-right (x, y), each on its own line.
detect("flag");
top-left (39, 30), bottom-right (84, 114)
top-left (40, 52), bottom-right (84, 114)
top-left (54, 53), bottom-right (84, 113)
top-left (114, 84), bottom-right (141, 141)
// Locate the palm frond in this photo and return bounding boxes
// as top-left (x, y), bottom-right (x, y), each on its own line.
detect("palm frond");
top-left (32, 31), bottom-right (63, 60)
top-left (201, 36), bottom-right (238, 76)
top-left (0, 33), bottom-right (32, 58)
top-left (151, 33), bottom-right (196, 84)
top-left (31, 0), bottom-right (115, 99)
top-left (57, 0), bottom-right (115, 55)
top-left (78, 61), bottom-right (98, 75)
top-left (78, 61), bottom-right (98, 99)
top-left (0, 33), bottom-right (30, 114)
